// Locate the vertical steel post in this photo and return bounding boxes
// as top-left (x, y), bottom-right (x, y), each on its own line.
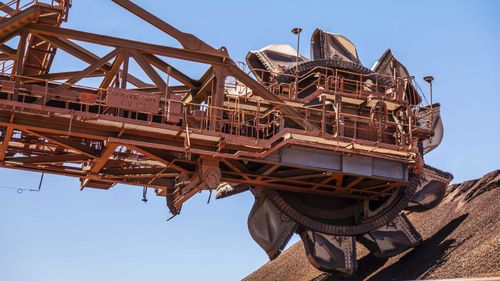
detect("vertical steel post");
top-left (424, 75), bottom-right (434, 127)
top-left (291, 28), bottom-right (302, 100)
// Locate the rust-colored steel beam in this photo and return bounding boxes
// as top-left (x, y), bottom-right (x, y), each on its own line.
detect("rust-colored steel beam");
top-left (221, 159), bottom-right (251, 181)
top-left (0, 1), bottom-right (15, 14)
top-left (0, 45), bottom-right (16, 55)
top-left (0, 126), bottom-right (13, 161)
top-left (99, 52), bottom-right (125, 92)
top-left (130, 145), bottom-right (188, 174)
top-left (34, 34), bottom-right (150, 88)
top-left (23, 130), bottom-right (99, 158)
top-left (143, 53), bottom-right (199, 89)
top-left (26, 24), bottom-right (228, 65)
top-left (345, 177), bottom-right (365, 189)
top-left (12, 31), bottom-right (28, 87)
top-left (26, 70), bottom-right (105, 81)
top-left (86, 142), bottom-right (119, 175)
top-left (112, 0), bottom-right (224, 57)
top-left (49, 48), bottom-right (119, 98)
top-left (130, 50), bottom-right (167, 94)
top-left (0, 53), bottom-right (13, 60)
top-left (7, 153), bottom-right (91, 164)
top-left (120, 51), bottom-right (129, 89)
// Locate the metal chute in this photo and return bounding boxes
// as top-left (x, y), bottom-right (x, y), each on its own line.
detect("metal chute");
top-left (372, 49), bottom-right (422, 104)
top-left (419, 104), bottom-right (445, 154)
top-left (246, 44), bottom-right (308, 82)
top-left (247, 189), bottom-right (298, 259)
top-left (357, 213), bottom-right (422, 258)
top-left (406, 164), bottom-right (454, 212)
top-left (310, 28), bottom-right (360, 64)
top-left (300, 230), bottom-right (357, 276)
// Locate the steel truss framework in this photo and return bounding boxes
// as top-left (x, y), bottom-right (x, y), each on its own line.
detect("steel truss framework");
top-left (0, 0), bottom-right (430, 214)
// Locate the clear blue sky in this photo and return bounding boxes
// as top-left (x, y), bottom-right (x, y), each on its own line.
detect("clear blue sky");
top-left (1, 1), bottom-right (499, 280)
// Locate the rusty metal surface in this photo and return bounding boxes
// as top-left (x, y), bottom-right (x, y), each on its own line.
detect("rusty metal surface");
top-left (262, 174), bottom-right (421, 236)
top-left (248, 189), bottom-right (298, 260)
top-left (358, 212), bottom-right (422, 258)
top-left (0, 0), bottom-right (453, 276)
top-left (106, 87), bottom-right (160, 113)
top-left (407, 164), bottom-right (454, 212)
top-left (300, 230), bottom-right (357, 276)
top-left (311, 28), bottom-right (360, 64)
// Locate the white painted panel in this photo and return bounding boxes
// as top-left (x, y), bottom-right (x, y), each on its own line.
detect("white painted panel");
top-left (342, 155), bottom-right (372, 176)
top-left (281, 146), bottom-right (342, 171)
top-left (372, 158), bottom-right (405, 180)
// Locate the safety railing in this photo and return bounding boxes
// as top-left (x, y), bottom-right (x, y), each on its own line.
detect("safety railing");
top-left (250, 66), bottom-right (415, 104)
top-left (0, 0), bottom-right (71, 21)
top-left (0, 71), bottom-right (423, 151)
top-left (0, 61), bottom-right (14, 75)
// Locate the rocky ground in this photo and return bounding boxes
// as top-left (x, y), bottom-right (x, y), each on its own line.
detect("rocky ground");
top-left (244, 170), bottom-right (500, 281)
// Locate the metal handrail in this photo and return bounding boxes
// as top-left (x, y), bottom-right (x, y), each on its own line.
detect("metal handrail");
top-left (0, 71), bottom-right (422, 151)
top-left (249, 66), bottom-right (415, 104)
top-left (0, 0), bottom-right (70, 20)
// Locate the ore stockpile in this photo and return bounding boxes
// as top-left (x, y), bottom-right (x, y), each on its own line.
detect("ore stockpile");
top-left (0, 0), bottom-right (452, 276)
top-left (244, 170), bottom-right (500, 280)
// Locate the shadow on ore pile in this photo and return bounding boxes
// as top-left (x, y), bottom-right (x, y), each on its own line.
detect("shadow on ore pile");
top-left (320, 214), bottom-right (469, 281)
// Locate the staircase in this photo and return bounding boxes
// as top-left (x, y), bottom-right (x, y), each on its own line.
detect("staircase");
top-left (0, 0), bottom-right (70, 76)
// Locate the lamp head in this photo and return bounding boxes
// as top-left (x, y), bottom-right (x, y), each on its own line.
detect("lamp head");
top-left (291, 28), bottom-right (302, 35)
top-left (423, 75), bottom-right (434, 84)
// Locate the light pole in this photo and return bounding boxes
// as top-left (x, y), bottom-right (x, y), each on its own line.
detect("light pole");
top-left (291, 27), bottom-right (302, 98)
top-left (423, 75), bottom-right (434, 106)
top-left (423, 75), bottom-right (434, 127)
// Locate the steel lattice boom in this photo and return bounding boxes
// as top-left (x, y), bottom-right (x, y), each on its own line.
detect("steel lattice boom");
top-left (0, 0), bottom-right (453, 276)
